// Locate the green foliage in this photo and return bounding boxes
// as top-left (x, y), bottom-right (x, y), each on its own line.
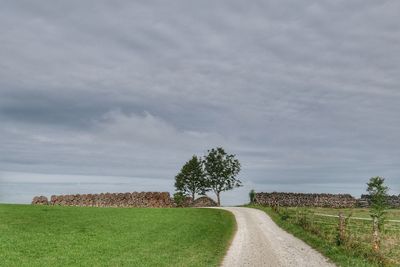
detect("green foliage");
top-left (295, 208), bottom-right (312, 229)
top-left (272, 204), bottom-right (280, 213)
top-left (249, 189), bottom-right (256, 204)
top-left (367, 176), bottom-right (389, 230)
top-left (0, 204), bottom-right (235, 267)
top-left (175, 155), bottom-right (207, 200)
top-left (173, 192), bottom-right (186, 207)
top-left (203, 147), bottom-right (242, 206)
top-left (280, 208), bottom-right (290, 221)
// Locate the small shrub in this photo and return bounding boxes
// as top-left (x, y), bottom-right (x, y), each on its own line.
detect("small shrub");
top-left (280, 208), bottom-right (290, 221)
top-left (296, 208), bottom-right (311, 229)
top-left (173, 192), bottom-right (186, 207)
top-left (249, 189), bottom-right (256, 204)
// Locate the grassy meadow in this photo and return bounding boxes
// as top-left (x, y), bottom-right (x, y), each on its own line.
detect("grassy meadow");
top-left (0, 204), bottom-right (235, 267)
top-left (252, 205), bottom-right (400, 267)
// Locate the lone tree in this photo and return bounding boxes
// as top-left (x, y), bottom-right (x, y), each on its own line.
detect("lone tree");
top-left (175, 155), bottom-right (207, 201)
top-left (203, 147), bottom-right (242, 206)
top-left (366, 176), bottom-right (389, 252)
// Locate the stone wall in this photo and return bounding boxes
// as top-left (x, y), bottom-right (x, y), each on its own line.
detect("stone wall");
top-left (357, 194), bottom-right (400, 208)
top-left (32, 192), bottom-right (173, 208)
top-left (254, 192), bottom-right (356, 208)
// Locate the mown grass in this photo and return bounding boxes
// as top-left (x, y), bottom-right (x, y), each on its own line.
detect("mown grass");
top-left (249, 205), bottom-right (400, 267)
top-left (0, 204), bottom-right (235, 267)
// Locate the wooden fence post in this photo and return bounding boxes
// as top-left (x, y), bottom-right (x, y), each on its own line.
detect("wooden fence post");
top-left (337, 212), bottom-right (346, 245)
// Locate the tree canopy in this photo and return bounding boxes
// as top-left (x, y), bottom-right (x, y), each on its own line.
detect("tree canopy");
top-left (174, 155), bottom-right (207, 201)
top-left (367, 176), bottom-right (389, 229)
top-left (203, 147), bottom-right (241, 206)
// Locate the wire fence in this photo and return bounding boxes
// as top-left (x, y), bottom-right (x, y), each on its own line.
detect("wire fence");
top-left (268, 206), bottom-right (400, 266)
top-left (314, 213), bottom-right (400, 223)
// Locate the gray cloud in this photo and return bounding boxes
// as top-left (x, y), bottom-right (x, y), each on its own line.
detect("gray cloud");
top-left (1, 0), bottom-right (399, 204)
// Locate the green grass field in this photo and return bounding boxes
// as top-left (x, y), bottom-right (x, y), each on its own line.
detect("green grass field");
top-left (0, 204), bottom-right (235, 267)
top-left (251, 205), bottom-right (400, 267)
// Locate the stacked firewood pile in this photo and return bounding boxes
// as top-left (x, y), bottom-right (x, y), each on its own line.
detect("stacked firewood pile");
top-left (191, 196), bottom-right (217, 207)
top-left (32, 192), bottom-right (173, 208)
top-left (177, 196), bottom-right (193, 207)
top-left (31, 196), bottom-right (50, 205)
top-left (254, 192), bottom-right (356, 208)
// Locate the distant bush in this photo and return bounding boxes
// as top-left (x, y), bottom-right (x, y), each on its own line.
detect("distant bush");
top-left (173, 192), bottom-right (186, 207)
top-left (249, 189), bottom-right (256, 204)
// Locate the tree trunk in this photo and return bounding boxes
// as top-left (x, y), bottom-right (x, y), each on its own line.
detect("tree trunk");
top-left (216, 192), bottom-right (221, 206)
top-left (372, 217), bottom-right (380, 252)
top-left (192, 192), bottom-right (195, 202)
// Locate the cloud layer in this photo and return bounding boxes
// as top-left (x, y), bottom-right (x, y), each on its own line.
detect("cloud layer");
top-left (1, 0), bottom-right (399, 204)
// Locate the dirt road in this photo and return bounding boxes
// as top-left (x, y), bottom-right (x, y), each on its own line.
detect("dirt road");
top-left (219, 207), bottom-right (335, 267)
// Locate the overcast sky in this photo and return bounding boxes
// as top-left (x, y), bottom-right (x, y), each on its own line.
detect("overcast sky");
top-left (1, 0), bottom-right (399, 205)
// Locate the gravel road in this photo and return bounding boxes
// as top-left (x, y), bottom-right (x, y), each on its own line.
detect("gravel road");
top-left (219, 207), bottom-right (335, 267)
